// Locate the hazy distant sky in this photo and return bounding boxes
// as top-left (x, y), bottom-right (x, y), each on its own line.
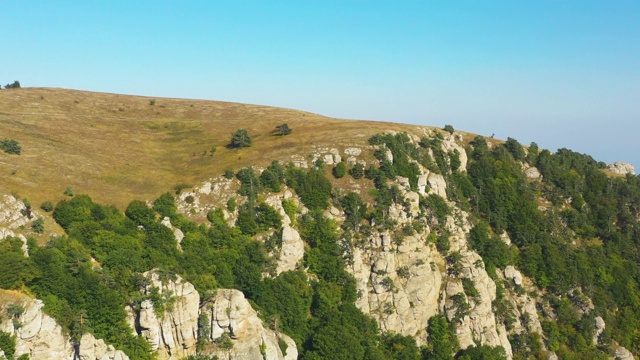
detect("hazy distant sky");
top-left (3, 1), bottom-right (639, 167)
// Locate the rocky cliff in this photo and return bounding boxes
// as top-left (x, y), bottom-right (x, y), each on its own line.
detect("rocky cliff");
top-left (126, 271), bottom-right (296, 360)
top-left (0, 290), bottom-right (129, 360)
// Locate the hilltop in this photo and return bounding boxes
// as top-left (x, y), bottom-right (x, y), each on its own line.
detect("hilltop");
top-left (0, 87), bottom-right (447, 209)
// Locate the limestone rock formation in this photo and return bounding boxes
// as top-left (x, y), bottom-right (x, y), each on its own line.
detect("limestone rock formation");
top-left (593, 316), bottom-right (605, 345)
top-left (277, 224), bottom-right (304, 275)
top-left (350, 233), bottom-right (444, 345)
top-left (524, 166), bottom-right (542, 180)
top-left (614, 345), bottom-right (635, 360)
top-left (131, 271), bottom-right (200, 360)
top-left (607, 162), bottom-right (635, 175)
top-left (0, 290), bottom-right (128, 360)
top-left (126, 271), bottom-right (297, 360)
top-left (264, 193), bottom-right (305, 274)
top-left (200, 289), bottom-right (297, 360)
top-left (161, 216), bottom-right (185, 249)
top-left (0, 195), bottom-right (30, 229)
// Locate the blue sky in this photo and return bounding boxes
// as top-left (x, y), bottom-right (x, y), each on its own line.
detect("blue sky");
top-left (3, 1), bottom-right (639, 167)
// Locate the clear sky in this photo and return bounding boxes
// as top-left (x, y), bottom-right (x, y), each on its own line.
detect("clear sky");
top-left (3, 1), bottom-right (639, 168)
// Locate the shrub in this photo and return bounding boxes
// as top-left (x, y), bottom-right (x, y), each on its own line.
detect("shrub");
top-left (31, 218), bottom-right (45, 234)
top-left (450, 149), bottom-right (461, 171)
top-left (173, 184), bottom-right (191, 195)
top-left (274, 123), bottom-right (292, 136)
top-left (0, 139), bottom-right (21, 155)
top-left (223, 168), bottom-right (235, 179)
top-left (64, 187), bottom-right (74, 197)
top-left (436, 232), bottom-right (451, 254)
top-left (226, 197), bottom-right (237, 212)
top-left (207, 208), bottom-right (226, 224)
top-left (443, 124), bottom-right (455, 134)
top-left (0, 331), bottom-right (16, 358)
top-left (397, 266), bottom-right (410, 279)
top-left (349, 163), bottom-right (365, 179)
top-left (40, 201), bottom-right (54, 212)
top-left (282, 199), bottom-right (297, 223)
top-left (332, 162), bottom-right (346, 178)
top-left (149, 99), bottom-right (156, 106)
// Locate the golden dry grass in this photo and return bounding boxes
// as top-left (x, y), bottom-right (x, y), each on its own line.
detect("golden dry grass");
top-left (0, 289), bottom-right (30, 306)
top-left (0, 88), bottom-right (447, 209)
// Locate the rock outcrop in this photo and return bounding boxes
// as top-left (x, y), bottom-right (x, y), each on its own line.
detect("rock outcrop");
top-left (0, 290), bottom-right (129, 360)
top-left (126, 271), bottom-right (297, 360)
top-left (350, 232), bottom-right (444, 345)
top-left (607, 162), bottom-right (635, 176)
top-left (160, 216), bottom-right (185, 250)
top-left (200, 289), bottom-right (297, 360)
top-left (130, 271), bottom-right (200, 360)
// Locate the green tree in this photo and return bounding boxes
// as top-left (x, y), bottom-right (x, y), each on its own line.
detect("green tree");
top-left (125, 200), bottom-right (156, 228)
top-left (274, 123), bottom-right (292, 136)
top-left (0, 139), bottom-right (21, 155)
top-left (40, 201), bottom-right (54, 212)
top-left (4, 80), bottom-right (20, 89)
top-left (455, 345), bottom-right (506, 359)
top-left (333, 162), bottom-right (347, 178)
top-left (503, 137), bottom-right (525, 161)
top-left (229, 129), bottom-right (252, 148)
top-left (423, 315), bottom-right (457, 360)
top-left (0, 331), bottom-right (16, 358)
top-left (152, 192), bottom-right (177, 217)
top-left (349, 163), bottom-right (365, 179)
top-left (31, 218), bottom-right (45, 234)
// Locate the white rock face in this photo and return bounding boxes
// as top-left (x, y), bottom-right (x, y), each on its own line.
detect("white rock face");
top-left (264, 194), bottom-right (305, 274)
top-left (614, 345), bottom-right (635, 360)
top-left (441, 134), bottom-right (468, 171)
top-left (129, 272), bottom-right (296, 360)
top-left (504, 266), bottom-right (523, 287)
top-left (79, 333), bottom-right (130, 360)
top-left (134, 271), bottom-right (200, 360)
top-left (417, 174), bottom-right (429, 196)
top-left (0, 195), bottom-right (30, 229)
top-left (0, 291), bottom-right (129, 360)
top-left (593, 316), bottom-right (605, 345)
top-left (608, 162), bottom-right (635, 175)
top-left (445, 250), bottom-right (513, 359)
top-left (524, 166), bottom-right (542, 180)
top-left (427, 173), bottom-right (447, 198)
top-left (277, 224), bottom-right (304, 274)
top-left (0, 228), bottom-right (29, 256)
top-left (160, 217), bottom-right (185, 248)
top-left (344, 147), bottom-right (362, 156)
top-left (349, 230), bottom-right (444, 346)
top-left (200, 289), bottom-right (297, 360)
top-left (498, 271), bottom-right (544, 337)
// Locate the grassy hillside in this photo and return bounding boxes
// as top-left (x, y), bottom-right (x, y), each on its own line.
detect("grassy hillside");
top-left (0, 87), bottom-right (433, 208)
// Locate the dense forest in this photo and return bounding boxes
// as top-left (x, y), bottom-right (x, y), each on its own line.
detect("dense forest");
top-left (1, 129), bottom-right (640, 360)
